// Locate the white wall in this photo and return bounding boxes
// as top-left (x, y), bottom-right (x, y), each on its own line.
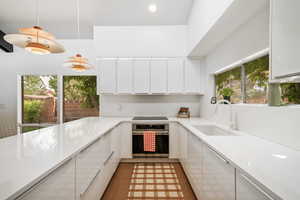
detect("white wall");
top-left (187, 0), bottom-right (234, 53)
top-left (0, 40), bottom-right (96, 138)
top-left (200, 5), bottom-right (300, 151)
top-left (100, 95), bottom-right (201, 117)
top-left (94, 25), bottom-right (201, 118)
top-left (94, 26), bottom-right (187, 57)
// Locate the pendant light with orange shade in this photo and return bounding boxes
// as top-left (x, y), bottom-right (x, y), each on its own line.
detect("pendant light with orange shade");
top-left (63, 0), bottom-right (93, 72)
top-left (4, 0), bottom-right (65, 55)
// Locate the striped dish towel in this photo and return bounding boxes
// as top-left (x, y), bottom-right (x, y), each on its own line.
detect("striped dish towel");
top-left (144, 131), bottom-right (156, 152)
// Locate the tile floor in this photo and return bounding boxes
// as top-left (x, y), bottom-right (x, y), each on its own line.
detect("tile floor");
top-left (101, 162), bottom-right (197, 200)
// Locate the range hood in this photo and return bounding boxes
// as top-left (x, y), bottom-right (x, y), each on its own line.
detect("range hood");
top-left (0, 30), bottom-right (13, 53)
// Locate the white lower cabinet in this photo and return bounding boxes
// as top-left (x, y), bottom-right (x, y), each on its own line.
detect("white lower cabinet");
top-left (178, 125), bottom-right (188, 168)
top-left (17, 159), bottom-right (76, 200)
top-left (169, 122), bottom-right (179, 159)
top-left (120, 122), bottom-right (132, 159)
top-left (187, 132), bottom-right (203, 199)
top-left (236, 170), bottom-right (275, 200)
top-left (82, 126), bottom-right (121, 200)
top-left (202, 144), bottom-right (235, 200)
top-left (179, 125), bottom-right (235, 200)
top-left (18, 125), bottom-right (122, 200)
top-left (76, 136), bottom-right (107, 199)
top-left (78, 131), bottom-right (111, 200)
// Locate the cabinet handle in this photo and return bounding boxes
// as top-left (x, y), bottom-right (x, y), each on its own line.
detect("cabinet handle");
top-left (207, 147), bottom-right (228, 164)
top-left (104, 151), bottom-right (115, 166)
top-left (240, 174), bottom-right (275, 200)
top-left (16, 158), bottom-right (73, 200)
top-left (81, 168), bottom-right (102, 197)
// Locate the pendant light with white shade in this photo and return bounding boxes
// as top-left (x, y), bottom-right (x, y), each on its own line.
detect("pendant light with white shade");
top-left (63, 0), bottom-right (93, 72)
top-left (4, 0), bottom-right (65, 55)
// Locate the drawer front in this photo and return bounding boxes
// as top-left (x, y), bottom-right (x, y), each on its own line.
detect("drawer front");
top-left (77, 132), bottom-right (112, 199)
top-left (18, 159), bottom-right (75, 200)
top-left (76, 138), bottom-right (106, 198)
top-left (202, 145), bottom-right (235, 200)
top-left (236, 171), bottom-right (275, 200)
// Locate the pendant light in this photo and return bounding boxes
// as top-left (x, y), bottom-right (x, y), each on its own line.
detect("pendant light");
top-left (4, 0), bottom-right (65, 55)
top-left (63, 0), bottom-right (93, 72)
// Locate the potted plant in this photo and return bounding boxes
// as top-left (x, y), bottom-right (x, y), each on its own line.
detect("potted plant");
top-left (219, 88), bottom-right (234, 103)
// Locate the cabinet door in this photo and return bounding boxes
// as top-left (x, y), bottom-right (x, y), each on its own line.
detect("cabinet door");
top-left (133, 59), bottom-right (150, 93)
top-left (236, 171), bottom-right (275, 200)
top-left (120, 122), bottom-right (132, 159)
top-left (76, 138), bottom-right (105, 199)
top-left (117, 59), bottom-right (133, 93)
top-left (150, 59), bottom-right (167, 93)
top-left (188, 133), bottom-right (203, 199)
top-left (178, 126), bottom-right (188, 167)
top-left (202, 145), bottom-right (235, 200)
top-left (18, 159), bottom-right (75, 200)
top-left (111, 125), bottom-right (121, 166)
top-left (272, 0), bottom-right (300, 78)
top-left (169, 122), bottom-right (179, 159)
top-left (167, 59), bottom-right (184, 93)
top-left (80, 132), bottom-right (112, 200)
top-left (186, 131), bottom-right (193, 176)
top-left (185, 59), bottom-right (202, 93)
top-left (98, 59), bottom-right (117, 93)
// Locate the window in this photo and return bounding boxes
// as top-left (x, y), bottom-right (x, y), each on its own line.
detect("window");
top-left (63, 76), bottom-right (99, 122)
top-left (215, 67), bottom-right (242, 104)
top-left (244, 55), bottom-right (269, 104)
top-left (215, 55), bottom-right (269, 104)
top-left (22, 75), bottom-right (58, 133)
top-left (281, 83), bottom-right (300, 105)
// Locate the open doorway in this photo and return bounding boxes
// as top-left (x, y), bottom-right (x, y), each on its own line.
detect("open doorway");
top-left (63, 76), bottom-right (99, 122)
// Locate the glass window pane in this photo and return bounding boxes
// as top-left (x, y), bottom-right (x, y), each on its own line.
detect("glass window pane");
top-left (244, 55), bottom-right (269, 104)
top-left (215, 67), bottom-right (242, 104)
top-left (22, 75), bottom-right (58, 124)
top-left (281, 83), bottom-right (300, 105)
top-left (63, 76), bottom-right (99, 122)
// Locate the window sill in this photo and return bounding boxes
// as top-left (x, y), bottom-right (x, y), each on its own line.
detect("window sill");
top-left (230, 103), bottom-right (300, 109)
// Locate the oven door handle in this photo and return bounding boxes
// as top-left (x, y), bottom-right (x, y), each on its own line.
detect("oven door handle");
top-left (132, 130), bottom-right (169, 135)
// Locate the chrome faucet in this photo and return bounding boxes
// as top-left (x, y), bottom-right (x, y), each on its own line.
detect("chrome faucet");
top-left (213, 99), bottom-right (237, 130)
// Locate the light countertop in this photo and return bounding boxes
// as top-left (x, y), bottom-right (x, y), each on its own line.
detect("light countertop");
top-left (0, 117), bottom-right (299, 200)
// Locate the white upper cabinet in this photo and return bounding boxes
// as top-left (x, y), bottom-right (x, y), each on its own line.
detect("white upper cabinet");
top-left (97, 57), bottom-right (203, 95)
top-left (150, 59), bottom-right (167, 93)
top-left (185, 59), bottom-right (202, 93)
top-left (98, 59), bottom-right (117, 94)
top-left (167, 59), bottom-right (184, 93)
top-left (133, 59), bottom-right (150, 93)
top-left (117, 59), bottom-right (133, 94)
top-left (271, 0), bottom-right (300, 78)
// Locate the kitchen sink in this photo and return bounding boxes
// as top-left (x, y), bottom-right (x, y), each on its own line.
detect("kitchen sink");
top-left (192, 125), bottom-right (238, 136)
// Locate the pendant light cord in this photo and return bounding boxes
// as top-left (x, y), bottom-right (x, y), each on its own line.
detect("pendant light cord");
top-left (36, 0), bottom-right (40, 26)
top-left (77, 0), bottom-right (80, 39)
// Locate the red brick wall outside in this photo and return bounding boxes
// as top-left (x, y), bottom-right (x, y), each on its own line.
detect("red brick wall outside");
top-left (64, 101), bottom-right (99, 122)
top-left (24, 95), bottom-right (57, 123)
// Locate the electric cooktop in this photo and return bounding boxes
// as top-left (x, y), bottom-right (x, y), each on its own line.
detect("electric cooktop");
top-left (132, 116), bottom-right (168, 120)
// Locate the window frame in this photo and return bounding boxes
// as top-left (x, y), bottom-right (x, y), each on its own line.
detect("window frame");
top-left (214, 49), bottom-right (270, 104)
top-left (19, 75), bottom-right (60, 133)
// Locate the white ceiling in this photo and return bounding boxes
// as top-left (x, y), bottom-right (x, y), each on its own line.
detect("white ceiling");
top-left (0, 0), bottom-right (194, 39)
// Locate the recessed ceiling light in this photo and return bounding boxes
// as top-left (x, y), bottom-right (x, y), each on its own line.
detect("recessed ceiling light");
top-left (148, 4), bottom-right (157, 13)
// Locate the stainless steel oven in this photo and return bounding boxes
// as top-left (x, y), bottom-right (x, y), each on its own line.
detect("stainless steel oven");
top-left (132, 122), bottom-right (169, 158)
